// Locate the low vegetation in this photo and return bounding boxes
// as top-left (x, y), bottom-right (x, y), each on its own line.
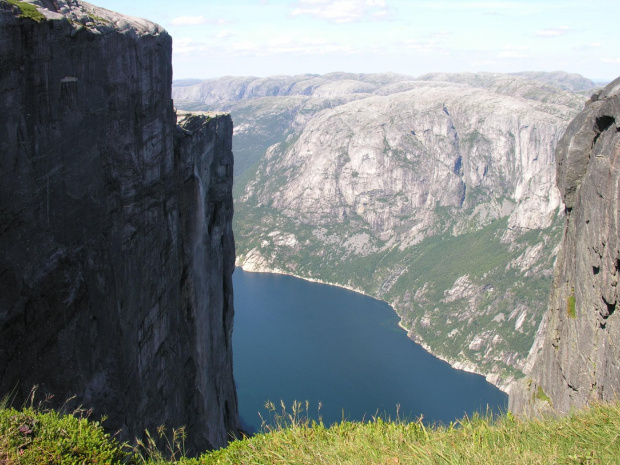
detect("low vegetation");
top-left (535, 386), bottom-right (553, 406)
top-left (0, 405), bottom-right (129, 464)
top-left (2, 398), bottom-right (620, 464)
top-left (5, 0), bottom-right (46, 22)
top-left (567, 290), bottom-right (577, 319)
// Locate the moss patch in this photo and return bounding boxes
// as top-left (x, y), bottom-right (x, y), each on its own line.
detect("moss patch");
top-left (5, 0), bottom-right (46, 22)
top-left (567, 289), bottom-right (576, 319)
top-left (535, 386), bottom-right (553, 406)
top-left (88, 14), bottom-right (110, 23)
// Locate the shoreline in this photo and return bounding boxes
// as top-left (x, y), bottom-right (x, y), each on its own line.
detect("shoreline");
top-left (235, 263), bottom-right (512, 394)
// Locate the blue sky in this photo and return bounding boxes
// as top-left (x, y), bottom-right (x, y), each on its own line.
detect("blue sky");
top-left (93, 0), bottom-right (619, 82)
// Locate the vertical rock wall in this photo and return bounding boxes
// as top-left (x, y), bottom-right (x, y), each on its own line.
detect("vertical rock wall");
top-left (510, 77), bottom-right (620, 415)
top-left (0, 0), bottom-right (238, 453)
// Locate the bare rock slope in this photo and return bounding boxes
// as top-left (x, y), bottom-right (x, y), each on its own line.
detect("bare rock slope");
top-left (0, 0), bottom-right (238, 452)
top-left (509, 77), bottom-right (620, 414)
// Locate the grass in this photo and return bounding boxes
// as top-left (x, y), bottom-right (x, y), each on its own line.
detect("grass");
top-left (2, 398), bottom-right (620, 464)
top-left (197, 402), bottom-right (620, 465)
top-left (0, 405), bottom-right (129, 464)
top-left (5, 0), bottom-right (46, 22)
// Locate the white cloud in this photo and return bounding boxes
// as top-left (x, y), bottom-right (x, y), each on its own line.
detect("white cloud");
top-left (535, 26), bottom-right (570, 37)
top-left (403, 39), bottom-right (449, 55)
top-left (498, 51), bottom-right (529, 58)
top-left (420, 1), bottom-right (551, 17)
top-left (173, 37), bottom-right (215, 55)
top-left (170, 16), bottom-right (207, 26)
top-left (471, 60), bottom-right (499, 66)
top-left (228, 36), bottom-right (356, 56)
top-left (422, 2), bottom-right (524, 11)
top-left (498, 45), bottom-right (529, 58)
top-left (428, 30), bottom-right (451, 39)
top-left (573, 43), bottom-right (602, 51)
top-left (216, 30), bottom-right (237, 39)
top-left (401, 30), bottom-right (452, 55)
top-left (229, 41), bottom-right (260, 54)
top-left (169, 16), bottom-right (230, 27)
top-left (602, 58), bottom-right (620, 64)
top-left (291, 0), bottom-right (389, 23)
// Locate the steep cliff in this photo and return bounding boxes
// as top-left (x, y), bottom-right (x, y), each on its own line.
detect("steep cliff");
top-left (174, 72), bottom-right (588, 388)
top-left (509, 77), bottom-right (620, 414)
top-left (0, 0), bottom-right (238, 453)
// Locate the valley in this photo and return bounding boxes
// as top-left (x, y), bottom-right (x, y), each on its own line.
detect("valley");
top-left (173, 71), bottom-right (599, 390)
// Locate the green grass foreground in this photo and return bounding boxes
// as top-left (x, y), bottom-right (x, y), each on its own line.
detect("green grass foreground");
top-left (2, 400), bottom-right (620, 464)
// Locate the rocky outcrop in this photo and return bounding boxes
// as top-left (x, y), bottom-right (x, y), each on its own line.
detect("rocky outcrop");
top-left (509, 77), bottom-right (620, 414)
top-left (243, 82), bottom-right (567, 238)
top-left (0, 0), bottom-right (238, 453)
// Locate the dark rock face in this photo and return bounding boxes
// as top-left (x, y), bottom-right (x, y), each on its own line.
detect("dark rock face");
top-left (0, 1), bottom-right (238, 453)
top-left (509, 77), bottom-right (620, 415)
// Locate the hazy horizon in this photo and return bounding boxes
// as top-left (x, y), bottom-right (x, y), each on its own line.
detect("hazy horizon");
top-left (170, 69), bottom-right (612, 86)
top-left (91, 0), bottom-right (618, 82)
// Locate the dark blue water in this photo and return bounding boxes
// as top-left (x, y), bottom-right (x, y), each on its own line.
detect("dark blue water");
top-left (233, 268), bottom-right (507, 433)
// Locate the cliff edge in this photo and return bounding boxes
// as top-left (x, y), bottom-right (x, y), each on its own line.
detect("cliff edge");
top-left (0, 0), bottom-right (238, 452)
top-left (510, 77), bottom-right (620, 414)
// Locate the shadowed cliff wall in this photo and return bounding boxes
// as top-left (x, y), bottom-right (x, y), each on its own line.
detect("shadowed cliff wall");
top-left (0, 0), bottom-right (238, 453)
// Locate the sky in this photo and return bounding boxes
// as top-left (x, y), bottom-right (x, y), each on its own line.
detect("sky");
top-left (92, 0), bottom-right (619, 82)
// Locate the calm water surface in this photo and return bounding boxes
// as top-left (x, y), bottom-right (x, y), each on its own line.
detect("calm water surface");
top-left (233, 268), bottom-right (507, 433)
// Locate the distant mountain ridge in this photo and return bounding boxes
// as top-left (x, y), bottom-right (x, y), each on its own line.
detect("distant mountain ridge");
top-left (509, 71), bottom-right (601, 92)
top-left (173, 71), bottom-right (596, 111)
top-left (173, 71), bottom-right (592, 389)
